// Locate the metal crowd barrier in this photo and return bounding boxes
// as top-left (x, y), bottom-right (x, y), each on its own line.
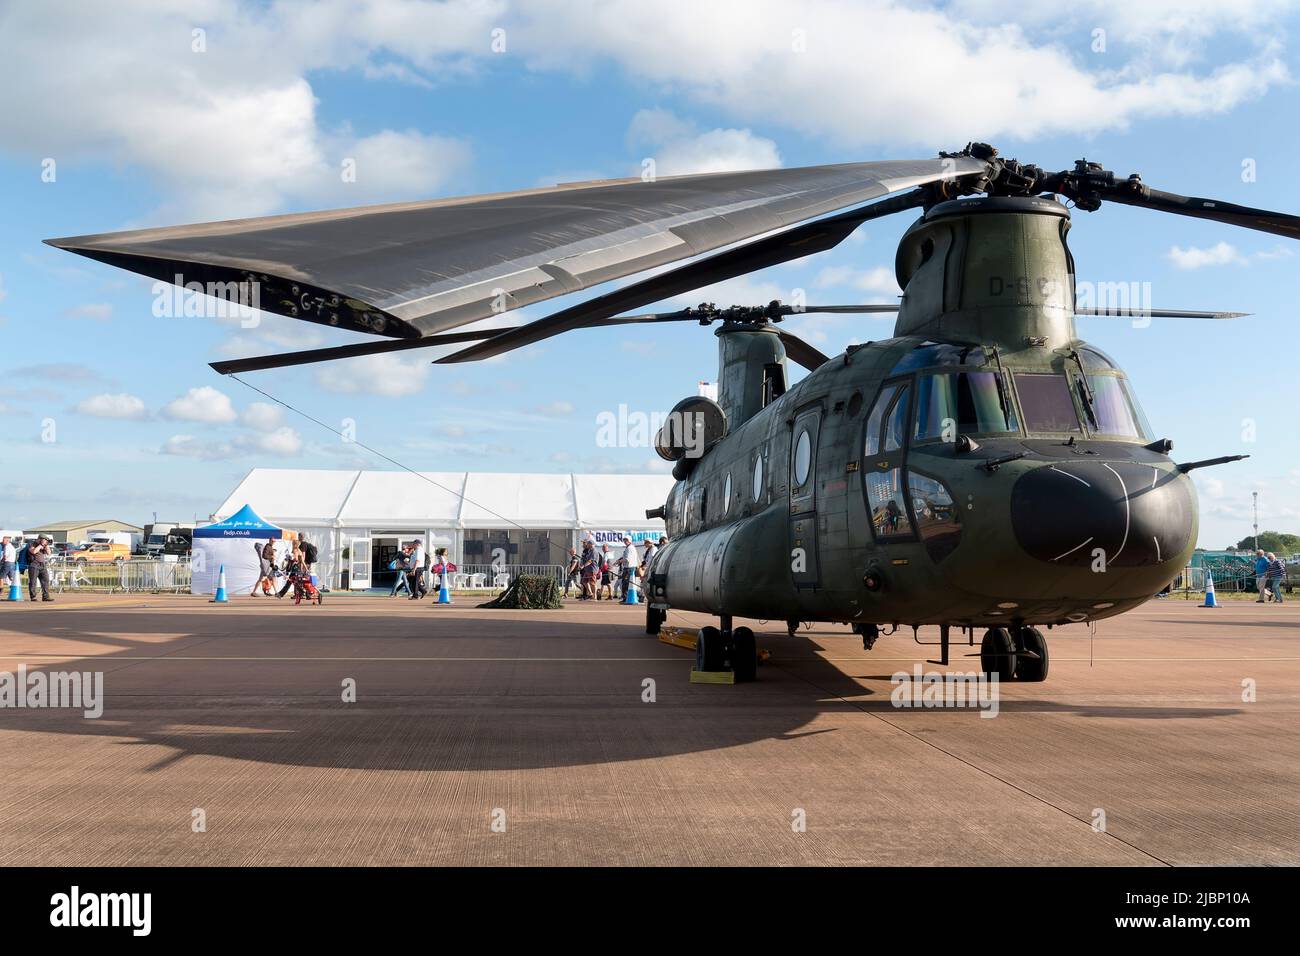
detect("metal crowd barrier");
top-left (41, 557), bottom-right (193, 594)
top-left (450, 563), bottom-right (567, 590)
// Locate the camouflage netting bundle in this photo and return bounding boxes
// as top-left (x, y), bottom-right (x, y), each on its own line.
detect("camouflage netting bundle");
top-left (477, 574), bottom-right (562, 609)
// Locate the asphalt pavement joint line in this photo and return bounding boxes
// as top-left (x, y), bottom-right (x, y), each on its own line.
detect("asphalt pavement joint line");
top-left (767, 656), bottom-right (1174, 866)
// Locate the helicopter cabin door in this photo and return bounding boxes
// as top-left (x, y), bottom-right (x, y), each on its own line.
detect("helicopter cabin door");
top-left (788, 406), bottom-right (822, 589)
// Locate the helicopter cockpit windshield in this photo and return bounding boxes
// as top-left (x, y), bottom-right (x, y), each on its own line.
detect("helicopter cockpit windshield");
top-left (891, 341), bottom-right (1152, 443)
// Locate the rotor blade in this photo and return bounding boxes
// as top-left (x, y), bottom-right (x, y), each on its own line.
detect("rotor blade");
top-left (209, 328), bottom-right (503, 375)
top-left (794, 304), bottom-right (899, 313)
top-left (47, 157), bottom-right (987, 341)
top-left (436, 189), bottom-right (931, 364)
top-left (208, 310), bottom-right (720, 375)
top-left (1075, 308), bottom-right (1249, 319)
top-left (609, 303), bottom-right (902, 322)
top-left (1102, 184), bottom-right (1300, 239)
top-left (776, 330), bottom-right (831, 372)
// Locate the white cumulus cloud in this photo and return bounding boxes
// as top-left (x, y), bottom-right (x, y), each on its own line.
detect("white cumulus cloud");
top-left (162, 386), bottom-right (237, 423)
top-left (1167, 241), bottom-right (1248, 270)
top-left (75, 392), bottom-right (149, 420)
top-left (246, 426), bottom-right (303, 456)
top-left (315, 353), bottom-right (430, 397)
top-left (241, 402), bottom-right (284, 432)
top-left (628, 108), bottom-right (781, 175)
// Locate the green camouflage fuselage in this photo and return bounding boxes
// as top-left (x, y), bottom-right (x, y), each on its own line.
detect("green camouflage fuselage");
top-left (646, 196), bottom-right (1196, 630)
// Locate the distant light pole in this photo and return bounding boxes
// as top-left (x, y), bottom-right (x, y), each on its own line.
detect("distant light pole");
top-left (1253, 491), bottom-right (1259, 551)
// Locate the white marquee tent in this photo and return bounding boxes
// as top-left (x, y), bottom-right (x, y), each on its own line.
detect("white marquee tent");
top-left (212, 469), bottom-right (675, 590)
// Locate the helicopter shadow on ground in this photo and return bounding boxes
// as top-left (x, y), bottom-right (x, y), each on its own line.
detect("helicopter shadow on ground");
top-left (0, 607), bottom-right (1243, 773)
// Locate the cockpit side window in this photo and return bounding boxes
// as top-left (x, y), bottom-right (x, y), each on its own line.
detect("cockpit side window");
top-left (864, 383), bottom-right (900, 457)
top-left (1086, 374), bottom-right (1148, 439)
top-left (883, 384), bottom-right (911, 452)
top-left (1013, 372), bottom-right (1082, 434)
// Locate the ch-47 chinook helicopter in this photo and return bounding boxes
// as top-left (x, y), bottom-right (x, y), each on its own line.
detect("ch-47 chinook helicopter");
top-left (47, 143), bottom-right (1300, 682)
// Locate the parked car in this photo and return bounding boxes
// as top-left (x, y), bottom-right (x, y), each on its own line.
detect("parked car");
top-left (163, 529), bottom-right (192, 557)
top-left (68, 542), bottom-right (131, 565)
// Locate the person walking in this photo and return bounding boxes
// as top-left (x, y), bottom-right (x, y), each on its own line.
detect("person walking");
top-left (563, 548), bottom-right (580, 597)
top-left (619, 535), bottom-right (638, 603)
top-left (579, 541), bottom-right (598, 600)
top-left (252, 540), bottom-right (276, 596)
top-left (1255, 549), bottom-right (1271, 603)
top-left (1, 535), bottom-right (15, 591)
top-left (409, 539), bottom-right (427, 600)
top-left (27, 535), bottom-right (52, 602)
top-left (301, 536), bottom-right (319, 592)
top-left (598, 544), bottom-right (614, 600)
top-left (390, 544), bottom-right (412, 597)
top-left (1266, 552), bottom-right (1287, 604)
top-left (640, 537), bottom-right (657, 578)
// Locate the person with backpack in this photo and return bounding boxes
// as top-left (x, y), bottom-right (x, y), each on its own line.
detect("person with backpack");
top-left (301, 537), bottom-right (319, 591)
top-left (389, 544), bottom-right (411, 596)
top-left (27, 535), bottom-right (53, 602)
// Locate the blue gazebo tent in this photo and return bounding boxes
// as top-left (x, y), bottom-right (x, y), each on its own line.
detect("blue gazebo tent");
top-left (192, 504), bottom-right (283, 595)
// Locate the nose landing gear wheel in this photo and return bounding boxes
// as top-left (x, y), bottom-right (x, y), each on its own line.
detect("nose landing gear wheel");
top-left (1012, 625), bottom-right (1048, 682)
top-left (646, 605), bottom-right (666, 635)
top-left (980, 627), bottom-right (1016, 681)
top-left (853, 622), bottom-right (880, 650)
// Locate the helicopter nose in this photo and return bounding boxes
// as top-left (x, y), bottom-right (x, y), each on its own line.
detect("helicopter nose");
top-left (1010, 460), bottom-right (1194, 568)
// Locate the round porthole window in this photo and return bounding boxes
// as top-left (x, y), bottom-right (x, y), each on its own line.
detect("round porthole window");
top-left (794, 430), bottom-right (811, 486)
top-left (723, 472), bottom-right (732, 513)
top-left (752, 456), bottom-right (764, 501)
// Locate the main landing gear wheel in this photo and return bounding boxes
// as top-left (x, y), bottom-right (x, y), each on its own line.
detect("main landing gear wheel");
top-left (1012, 625), bottom-right (1048, 682)
top-left (646, 605), bottom-right (666, 635)
top-left (980, 627), bottom-right (1016, 681)
top-left (697, 626), bottom-right (725, 672)
top-left (731, 626), bottom-right (757, 682)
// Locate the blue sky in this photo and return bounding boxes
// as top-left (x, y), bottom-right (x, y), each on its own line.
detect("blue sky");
top-left (1, 0), bottom-right (1298, 548)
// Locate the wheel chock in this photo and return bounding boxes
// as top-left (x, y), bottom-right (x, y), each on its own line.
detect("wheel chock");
top-left (689, 668), bottom-right (736, 685)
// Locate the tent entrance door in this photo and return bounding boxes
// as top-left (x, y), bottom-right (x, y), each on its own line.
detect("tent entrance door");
top-left (349, 536), bottom-right (371, 590)
top-left (371, 536), bottom-right (401, 590)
